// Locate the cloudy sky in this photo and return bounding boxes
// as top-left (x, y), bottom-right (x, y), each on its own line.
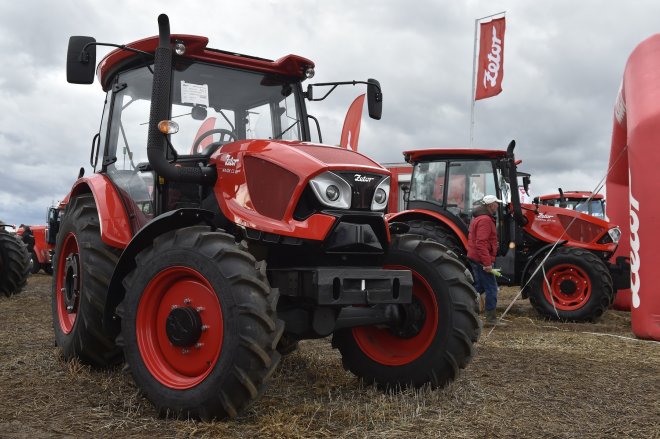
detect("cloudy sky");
top-left (0, 0), bottom-right (658, 226)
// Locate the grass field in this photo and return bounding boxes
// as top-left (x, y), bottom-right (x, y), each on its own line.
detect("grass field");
top-left (1, 274), bottom-right (658, 438)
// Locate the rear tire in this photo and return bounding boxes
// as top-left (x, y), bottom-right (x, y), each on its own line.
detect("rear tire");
top-left (0, 231), bottom-right (30, 297)
top-left (332, 234), bottom-right (480, 389)
top-left (51, 194), bottom-right (123, 367)
top-left (119, 226), bottom-right (283, 421)
top-left (29, 251), bottom-right (41, 274)
top-left (527, 247), bottom-right (613, 322)
top-left (406, 220), bottom-right (467, 263)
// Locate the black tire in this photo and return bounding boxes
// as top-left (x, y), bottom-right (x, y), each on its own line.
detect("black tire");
top-left (29, 251), bottom-right (41, 274)
top-left (406, 220), bottom-right (467, 263)
top-left (0, 231), bottom-right (30, 297)
top-left (527, 247), bottom-right (614, 322)
top-left (51, 194), bottom-right (123, 367)
top-left (332, 234), bottom-right (480, 389)
top-left (119, 226), bottom-right (284, 421)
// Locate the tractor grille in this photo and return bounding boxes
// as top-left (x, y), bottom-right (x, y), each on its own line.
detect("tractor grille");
top-left (557, 214), bottom-right (604, 243)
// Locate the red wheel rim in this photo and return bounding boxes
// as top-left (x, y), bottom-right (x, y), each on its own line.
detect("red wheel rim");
top-left (352, 268), bottom-right (438, 366)
top-left (542, 264), bottom-right (592, 311)
top-left (136, 266), bottom-right (223, 390)
top-left (56, 233), bottom-right (80, 334)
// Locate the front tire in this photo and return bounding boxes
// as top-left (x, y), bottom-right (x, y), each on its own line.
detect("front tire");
top-left (332, 234), bottom-right (480, 389)
top-left (51, 194), bottom-right (123, 367)
top-left (527, 247), bottom-right (614, 322)
top-left (29, 251), bottom-right (41, 274)
top-left (119, 226), bottom-right (283, 421)
top-left (0, 231), bottom-right (30, 297)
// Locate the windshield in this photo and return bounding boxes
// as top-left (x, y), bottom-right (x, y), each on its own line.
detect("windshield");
top-left (550, 199), bottom-right (606, 219)
top-left (105, 61), bottom-right (304, 169)
top-left (410, 159), bottom-right (499, 223)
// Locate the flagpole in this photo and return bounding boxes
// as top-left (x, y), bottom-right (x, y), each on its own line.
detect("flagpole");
top-left (470, 11), bottom-right (506, 148)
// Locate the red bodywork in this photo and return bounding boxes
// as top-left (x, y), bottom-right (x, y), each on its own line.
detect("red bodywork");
top-left (17, 225), bottom-right (53, 264)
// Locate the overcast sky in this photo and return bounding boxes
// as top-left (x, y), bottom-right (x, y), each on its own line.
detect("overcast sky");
top-left (0, 0), bottom-right (658, 226)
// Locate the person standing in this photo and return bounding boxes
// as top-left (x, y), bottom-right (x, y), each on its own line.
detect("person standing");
top-left (467, 195), bottom-right (506, 326)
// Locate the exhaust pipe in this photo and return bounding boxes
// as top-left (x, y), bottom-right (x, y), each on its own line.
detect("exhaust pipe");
top-left (506, 140), bottom-right (528, 226)
top-left (146, 14), bottom-right (216, 185)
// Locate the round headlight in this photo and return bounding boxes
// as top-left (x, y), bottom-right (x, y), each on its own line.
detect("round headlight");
top-left (374, 188), bottom-right (387, 204)
top-left (326, 185), bottom-right (340, 201)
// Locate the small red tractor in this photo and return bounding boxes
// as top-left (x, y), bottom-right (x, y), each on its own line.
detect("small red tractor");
top-left (53, 15), bottom-right (480, 420)
top-left (536, 189), bottom-right (606, 220)
top-left (386, 142), bottom-right (630, 322)
top-left (0, 222), bottom-right (30, 296)
top-left (16, 224), bottom-right (54, 274)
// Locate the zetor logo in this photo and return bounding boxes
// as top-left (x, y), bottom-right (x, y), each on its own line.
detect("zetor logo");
top-left (630, 178), bottom-right (641, 308)
top-left (224, 155), bottom-right (239, 167)
top-left (483, 26), bottom-right (502, 89)
top-left (354, 174), bottom-right (375, 183)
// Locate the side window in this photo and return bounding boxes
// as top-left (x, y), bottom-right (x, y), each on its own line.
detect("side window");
top-left (278, 93), bottom-right (301, 141)
top-left (246, 103), bottom-right (273, 139)
top-left (410, 161), bottom-right (447, 204)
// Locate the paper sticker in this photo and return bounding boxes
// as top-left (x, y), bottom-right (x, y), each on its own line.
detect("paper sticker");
top-left (181, 81), bottom-right (209, 107)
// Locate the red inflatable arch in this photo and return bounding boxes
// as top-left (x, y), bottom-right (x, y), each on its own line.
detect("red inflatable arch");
top-left (607, 34), bottom-right (660, 340)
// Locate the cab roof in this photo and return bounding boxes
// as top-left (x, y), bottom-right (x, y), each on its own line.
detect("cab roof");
top-left (96, 34), bottom-right (314, 91)
top-left (403, 148), bottom-right (508, 163)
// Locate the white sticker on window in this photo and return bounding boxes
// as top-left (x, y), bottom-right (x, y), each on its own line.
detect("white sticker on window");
top-left (181, 81), bottom-right (209, 107)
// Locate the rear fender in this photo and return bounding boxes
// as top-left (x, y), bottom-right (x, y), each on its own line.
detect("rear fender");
top-left (102, 208), bottom-right (216, 334)
top-left (68, 175), bottom-right (132, 249)
top-left (386, 209), bottom-right (468, 248)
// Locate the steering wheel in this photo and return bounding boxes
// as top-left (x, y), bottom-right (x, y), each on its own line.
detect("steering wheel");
top-left (192, 128), bottom-right (237, 155)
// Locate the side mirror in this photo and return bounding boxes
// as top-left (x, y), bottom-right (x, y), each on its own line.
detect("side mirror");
top-left (367, 78), bottom-right (382, 120)
top-left (522, 176), bottom-right (531, 193)
top-left (67, 36), bottom-right (97, 84)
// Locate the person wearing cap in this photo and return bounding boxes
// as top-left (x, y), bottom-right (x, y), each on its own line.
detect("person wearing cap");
top-left (467, 195), bottom-right (506, 326)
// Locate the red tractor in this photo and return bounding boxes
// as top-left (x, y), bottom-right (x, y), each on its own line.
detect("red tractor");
top-left (536, 190), bottom-right (606, 220)
top-left (16, 224), bottom-right (54, 274)
top-left (53, 15), bottom-right (480, 420)
top-left (386, 142), bottom-right (630, 322)
top-left (0, 222), bottom-right (30, 296)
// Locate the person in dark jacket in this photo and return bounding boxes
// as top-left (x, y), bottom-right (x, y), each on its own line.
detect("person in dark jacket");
top-left (467, 195), bottom-right (506, 326)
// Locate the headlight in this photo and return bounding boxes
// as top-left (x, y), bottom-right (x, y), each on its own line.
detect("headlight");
top-left (608, 227), bottom-right (621, 244)
top-left (371, 176), bottom-right (390, 211)
top-left (309, 172), bottom-right (352, 209)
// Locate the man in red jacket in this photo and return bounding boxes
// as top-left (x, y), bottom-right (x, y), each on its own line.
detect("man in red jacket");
top-left (467, 195), bottom-right (506, 326)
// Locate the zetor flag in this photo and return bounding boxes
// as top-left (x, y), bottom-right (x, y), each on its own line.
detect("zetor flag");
top-left (475, 17), bottom-right (506, 100)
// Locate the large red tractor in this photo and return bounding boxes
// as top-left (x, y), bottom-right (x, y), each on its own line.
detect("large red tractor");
top-left (536, 190), bottom-right (606, 220)
top-left (0, 223), bottom-right (30, 296)
top-left (53, 15), bottom-right (480, 420)
top-left (387, 142), bottom-right (630, 322)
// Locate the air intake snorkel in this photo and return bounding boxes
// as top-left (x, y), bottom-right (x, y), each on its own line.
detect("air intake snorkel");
top-left (146, 14), bottom-right (217, 185)
top-left (505, 140), bottom-right (528, 226)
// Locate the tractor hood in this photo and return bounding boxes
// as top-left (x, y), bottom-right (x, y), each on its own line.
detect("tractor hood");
top-left (210, 139), bottom-right (390, 240)
top-left (520, 203), bottom-right (619, 252)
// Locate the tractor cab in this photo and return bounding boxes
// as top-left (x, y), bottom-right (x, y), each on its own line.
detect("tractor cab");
top-left (67, 32), bottom-right (382, 234)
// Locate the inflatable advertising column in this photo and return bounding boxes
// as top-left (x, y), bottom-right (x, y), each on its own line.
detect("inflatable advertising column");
top-left (607, 34), bottom-right (660, 340)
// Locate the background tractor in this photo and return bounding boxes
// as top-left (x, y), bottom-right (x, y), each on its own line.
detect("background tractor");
top-left (0, 222), bottom-right (30, 296)
top-left (53, 15), bottom-right (480, 420)
top-left (386, 141), bottom-right (630, 322)
top-left (536, 189), bottom-right (606, 220)
top-left (16, 224), bottom-right (54, 274)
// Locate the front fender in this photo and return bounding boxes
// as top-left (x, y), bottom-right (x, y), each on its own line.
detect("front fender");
top-left (102, 208), bottom-right (215, 334)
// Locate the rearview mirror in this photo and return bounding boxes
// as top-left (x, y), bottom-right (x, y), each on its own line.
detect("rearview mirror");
top-left (67, 36), bottom-right (96, 84)
top-left (367, 78), bottom-right (382, 120)
top-left (522, 176), bottom-right (531, 193)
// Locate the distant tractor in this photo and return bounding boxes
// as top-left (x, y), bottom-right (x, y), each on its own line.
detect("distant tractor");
top-left (0, 223), bottom-right (30, 296)
top-left (386, 142), bottom-right (630, 322)
top-left (17, 224), bottom-right (54, 274)
top-left (52, 15), bottom-right (480, 420)
top-left (536, 189), bottom-right (606, 220)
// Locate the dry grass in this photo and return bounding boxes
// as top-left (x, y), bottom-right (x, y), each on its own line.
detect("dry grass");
top-left (0, 275), bottom-right (658, 438)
